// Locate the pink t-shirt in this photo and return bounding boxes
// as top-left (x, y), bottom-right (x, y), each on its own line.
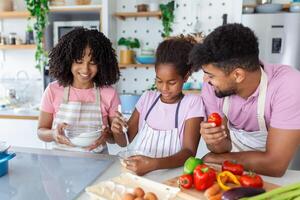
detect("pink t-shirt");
top-left (201, 63), bottom-right (300, 131)
top-left (135, 91), bottom-right (205, 141)
top-left (40, 81), bottom-right (120, 126)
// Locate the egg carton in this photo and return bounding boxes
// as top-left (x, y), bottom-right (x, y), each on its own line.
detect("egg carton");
top-left (85, 172), bottom-right (180, 200)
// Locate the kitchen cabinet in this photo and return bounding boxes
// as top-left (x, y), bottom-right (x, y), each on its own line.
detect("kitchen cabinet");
top-left (0, 117), bottom-right (45, 149)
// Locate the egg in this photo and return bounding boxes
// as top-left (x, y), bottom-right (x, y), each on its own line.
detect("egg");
top-left (133, 187), bottom-right (145, 198)
top-left (144, 192), bottom-right (158, 200)
top-left (122, 193), bottom-right (135, 200)
top-left (134, 197), bottom-right (144, 200)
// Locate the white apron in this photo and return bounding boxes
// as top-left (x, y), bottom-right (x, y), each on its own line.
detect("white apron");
top-left (51, 85), bottom-right (105, 152)
top-left (132, 94), bottom-right (183, 158)
top-left (222, 68), bottom-right (268, 152)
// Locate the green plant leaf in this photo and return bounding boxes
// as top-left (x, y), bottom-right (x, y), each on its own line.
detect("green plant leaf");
top-left (25, 0), bottom-right (49, 72)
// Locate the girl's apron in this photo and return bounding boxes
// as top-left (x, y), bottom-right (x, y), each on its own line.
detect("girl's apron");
top-left (131, 94), bottom-right (184, 158)
top-left (222, 68), bottom-right (268, 152)
top-left (51, 85), bottom-right (105, 152)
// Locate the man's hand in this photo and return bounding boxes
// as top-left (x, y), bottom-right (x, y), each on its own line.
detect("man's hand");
top-left (200, 121), bottom-right (227, 145)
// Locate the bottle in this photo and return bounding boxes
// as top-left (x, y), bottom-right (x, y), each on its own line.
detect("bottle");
top-left (8, 32), bottom-right (16, 45)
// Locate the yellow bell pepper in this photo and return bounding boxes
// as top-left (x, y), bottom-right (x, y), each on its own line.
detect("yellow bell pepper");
top-left (217, 170), bottom-right (241, 191)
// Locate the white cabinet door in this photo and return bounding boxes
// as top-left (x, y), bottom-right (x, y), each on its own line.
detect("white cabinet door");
top-left (0, 119), bottom-right (45, 148)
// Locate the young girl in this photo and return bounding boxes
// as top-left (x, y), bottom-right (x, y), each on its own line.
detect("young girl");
top-left (111, 36), bottom-right (205, 175)
top-left (38, 28), bottom-right (120, 152)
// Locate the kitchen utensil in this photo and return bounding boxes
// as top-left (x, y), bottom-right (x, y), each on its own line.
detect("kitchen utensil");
top-left (256, 3), bottom-right (283, 13)
top-left (136, 55), bottom-right (155, 64)
top-left (0, 142), bottom-right (16, 177)
top-left (119, 94), bottom-right (141, 114)
top-left (64, 126), bottom-right (102, 147)
top-left (118, 105), bottom-right (129, 148)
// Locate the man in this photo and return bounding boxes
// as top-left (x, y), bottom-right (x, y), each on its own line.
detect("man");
top-left (189, 23), bottom-right (300, 177)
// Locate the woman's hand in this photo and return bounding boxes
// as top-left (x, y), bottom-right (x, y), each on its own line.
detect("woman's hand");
top-left (125, 155), bottom-right (157, 176)
top-left (53, 123), bottom-right (72, 145)
top-left (111, 111), bottom-right (127, 135)
top-left (85, 126), bottom-right (110, 151)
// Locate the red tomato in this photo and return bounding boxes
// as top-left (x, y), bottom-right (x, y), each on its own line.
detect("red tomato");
top-left (207, 113), bottom-right (222, 126)
top-left (179, 174), bottom-right (193, 189)
top-left (222, 160), bottom-right (244, 176)
top-left (193, 164), bottom-right (216, 191)
top-left (240, 173), bottom-right (263, 188)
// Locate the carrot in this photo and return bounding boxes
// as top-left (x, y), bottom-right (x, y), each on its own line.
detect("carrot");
top-left (204, 183), bottom-right (222, 198)
top-left (208, 192), bottom-right (222, 200)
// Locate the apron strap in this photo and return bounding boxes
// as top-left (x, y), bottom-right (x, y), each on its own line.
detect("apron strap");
top-left (257, 67), bottom-right (268, 131)
top-left (63, 86), bottom-right (70, 103)
top-left (145, 94), bottom-right (161, 121)
top-left (144, 93), bottom-right (184, 128)
top-left (175, 96), bottom-right (184, 128)
top-left (223, 67), bottom-right (268, 131)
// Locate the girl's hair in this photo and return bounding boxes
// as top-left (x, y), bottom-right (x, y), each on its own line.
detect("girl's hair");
top-left (49, 28), bottom-right (120, 87)
top-left (155, 35), bottom-right (197, 78)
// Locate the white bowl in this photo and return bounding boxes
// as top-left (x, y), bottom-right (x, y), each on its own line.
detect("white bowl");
top-left (64, 126), bottom-right (102, 147)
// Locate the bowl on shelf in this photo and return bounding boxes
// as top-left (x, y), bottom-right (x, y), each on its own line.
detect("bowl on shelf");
top-left (135, 55), bottom-right (155, 64)
top-left (255, 3), bottom-right (283, 13)
top-left (182, 82), bottom-right (192, 90)
top-left (290, 3), bottom-right (300, 12)
top-left (64, 125), bottom-right (102, 147)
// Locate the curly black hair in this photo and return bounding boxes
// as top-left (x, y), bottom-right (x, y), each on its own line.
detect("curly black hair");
top-left (155, 35), bottom-right (197, 78)
top-left (49, 28), bottom-right (120, 87)
top-left (189, 23), bottom-right (260, 73)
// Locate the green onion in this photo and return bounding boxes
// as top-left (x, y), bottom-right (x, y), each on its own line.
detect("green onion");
top-left (241, 182), bottom-right (300, 200)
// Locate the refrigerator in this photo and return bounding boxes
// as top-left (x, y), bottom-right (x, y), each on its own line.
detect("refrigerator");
top-left (242, 13), bottom-right (300, 170)
top-left (242, 13), bottom-right (300, 70)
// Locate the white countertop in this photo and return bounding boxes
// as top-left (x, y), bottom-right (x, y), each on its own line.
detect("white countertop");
top-left (4, 147), bottom-right (300, 200)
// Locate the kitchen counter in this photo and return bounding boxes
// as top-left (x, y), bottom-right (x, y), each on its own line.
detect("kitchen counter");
top-left (1, 147), bottom-right (300, 200)
top-left (0, 109), bottom-right (39, 120)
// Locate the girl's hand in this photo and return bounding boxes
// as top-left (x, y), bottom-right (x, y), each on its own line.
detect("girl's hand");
top-left (53, 123), bottom-right (72, 145)
top-left (85, 126), bottom-right (110, 151)
top-left (125, 155), bottom-right (157, 176)
top-left (111, 111), bottom-right (127, 135)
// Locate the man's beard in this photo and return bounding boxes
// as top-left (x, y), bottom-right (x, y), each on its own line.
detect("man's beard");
top-left (215, 89), bottom-right (236, 98)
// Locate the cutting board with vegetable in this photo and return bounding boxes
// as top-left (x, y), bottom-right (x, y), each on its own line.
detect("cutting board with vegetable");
top-left (164, 175), bottom-right (279, 200)
top-left (164, 157), bottom-right (280, 200)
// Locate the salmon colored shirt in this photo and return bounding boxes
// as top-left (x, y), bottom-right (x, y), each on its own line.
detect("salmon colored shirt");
top-left (201, 63), bottom-right (300, 131)
top-left (40, 81), bottom-right (120, 126)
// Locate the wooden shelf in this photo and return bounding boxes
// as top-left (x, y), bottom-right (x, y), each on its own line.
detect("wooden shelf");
top-left (183, 89), bottom-right (201, 94)
top-left (49, 4), bottom-right (102, 12)
top-left (119, 63), bottom-right (155, 68)
top-left (0, 11), bottom-right (30, 18)
top-left (0, 45), bottom-right (36, 50)
top-left (114, 11), bottom-right (162, 20)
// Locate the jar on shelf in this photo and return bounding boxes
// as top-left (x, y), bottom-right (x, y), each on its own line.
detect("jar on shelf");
top-left (8, 32), bottom-right (17, 45)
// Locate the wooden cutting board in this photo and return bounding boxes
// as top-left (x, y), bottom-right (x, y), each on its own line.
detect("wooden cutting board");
top-left (164, 164), bottom-right (279, 200)
top-left (164, 176), bottom-right (279, 200)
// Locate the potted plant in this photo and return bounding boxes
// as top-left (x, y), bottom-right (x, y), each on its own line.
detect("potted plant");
top-left (159, 1), bottom-right (175, 38)
top-left (25, 0), bottom-right (49, 71)
top-left (118, 37), bottom-right (140, 64)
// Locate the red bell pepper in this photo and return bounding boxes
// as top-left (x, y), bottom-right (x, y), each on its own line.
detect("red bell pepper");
top-left (179, 174), bottom-right (193, 189)
top-left (193, 164), bottom-right (216, 191)
top-left (222, 160), bottom-right (244, 176)
top-left (240, 172), bottom-right (263, 188)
